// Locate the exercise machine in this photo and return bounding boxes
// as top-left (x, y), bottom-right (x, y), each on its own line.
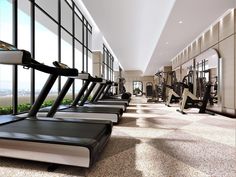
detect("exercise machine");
top-left (177, 69), bottom-right (213, 114)
top-left (177, 82), bottom-right (212, 114)
top-left (165, 71), bottom-right (192, 107)
top-left (0, 40), bottom-right (112, 169)
top-left (38, 72), bottom-right (124, 123)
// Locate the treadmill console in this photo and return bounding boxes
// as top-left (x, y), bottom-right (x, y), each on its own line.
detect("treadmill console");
top-left (78, 73), bottom-right (90, 80)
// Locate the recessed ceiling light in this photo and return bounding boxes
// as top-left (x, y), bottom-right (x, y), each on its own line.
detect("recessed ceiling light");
top-left (178, 20), bottom-right (183, 24)
top-left (165, 42), bottom-right (169, 45)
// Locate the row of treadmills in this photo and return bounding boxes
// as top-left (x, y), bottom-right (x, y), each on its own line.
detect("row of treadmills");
top-left (0, 41), bottom-right (131, 169)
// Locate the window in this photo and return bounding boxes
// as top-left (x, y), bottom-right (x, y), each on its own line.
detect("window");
top-left (103, 45), bottom-right (114, 81)
top-left (75, 15), bottom-right (83, 41)
top-left (75, 41), bottom-right (83, 93)
top-left (0, 0), bottom-right (13, 113)
top-left (35, 0), bottom-right (58, 20)
top-left (75, 42), bottom-right (83, 72)
top-left (61, 29), bottom-right (73, 99)
top-left (35, 8), bottom-right (58, 101)
top-left (88, 51), bottom-right (93, 74)
top-left (0, 0), bottom-right (92, 114)
top-left (18, 0), bottom-right (31, 111)
top-left (61, 0), bottom-right (72, 33)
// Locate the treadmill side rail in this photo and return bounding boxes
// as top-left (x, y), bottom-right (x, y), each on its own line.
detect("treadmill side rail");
top-left (0, 139), bottom-right (90, 167)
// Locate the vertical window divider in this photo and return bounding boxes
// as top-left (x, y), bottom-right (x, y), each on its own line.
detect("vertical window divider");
top-left (72, 1), bottom-right (75, 100)
top-left (86, 21), bottom-right (88, 73)
top-left (30, 0), bottom-right (35, 105)
top-left (12, 0), bottom-right (18, 114)
top-left (58, 0), bottom-right (62, 93)
top-left (82, 16), bottom-right (84, 72)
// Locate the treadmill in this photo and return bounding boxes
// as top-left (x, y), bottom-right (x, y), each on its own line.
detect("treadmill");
top-left (96, 81), bottom-right (130, 105)
top-left (38, 72), bottom-right (123, 123)
top-left (84, 80), bottom-right (128, 111)
top-left (0, 41), bottom-right (112, 168)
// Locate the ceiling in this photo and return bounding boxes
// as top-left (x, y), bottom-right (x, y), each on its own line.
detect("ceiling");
top-left (81, 0), bottom-right (235, 75)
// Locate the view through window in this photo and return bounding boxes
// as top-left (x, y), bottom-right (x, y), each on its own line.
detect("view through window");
top-left (0, 0), bottom-right (93, 114)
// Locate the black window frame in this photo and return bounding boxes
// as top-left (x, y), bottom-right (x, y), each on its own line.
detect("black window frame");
top-left (0, 0), bottom-right (92, 114)
top-left (103, 44), bottom-right (114, 81)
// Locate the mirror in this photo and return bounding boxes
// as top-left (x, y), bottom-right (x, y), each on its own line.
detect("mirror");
top-left (195, 48), bottom-right (220, 112)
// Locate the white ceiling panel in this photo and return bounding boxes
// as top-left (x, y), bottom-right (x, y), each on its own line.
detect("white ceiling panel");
top-left (81, 0), bottom-right (175, 71)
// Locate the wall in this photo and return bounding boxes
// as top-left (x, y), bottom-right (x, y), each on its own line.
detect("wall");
top-left (171, 9), bottom-right (236, 117)
top-left (92, 51), bottom-right (103, 77)
top-left (122, 70), bottom-right (154, 94)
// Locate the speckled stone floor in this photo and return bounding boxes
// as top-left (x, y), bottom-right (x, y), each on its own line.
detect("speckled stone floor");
top-left (0, 96), bottom-right (235, 177)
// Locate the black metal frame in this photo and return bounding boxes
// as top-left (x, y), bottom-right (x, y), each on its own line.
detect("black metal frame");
top-left (103, 44), bottom-right (114, 81)
top-left (1, 0), bottom-right (92, 114)
top-left (12, 0), bottom-right (18, 114)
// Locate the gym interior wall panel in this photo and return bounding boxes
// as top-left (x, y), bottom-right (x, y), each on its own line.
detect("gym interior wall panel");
top-left (219, 10), bottom-right (234, 41)
top-left (180, 54), bottom-right (183, 65)
top-left (188, 43), bottom-right (193, 59)
top-left (182, 48), bottom-right (188, 63)
top-left (173, 58), bottom-right (176, 69)
top-left (188, 39), bottom-right (200, 59)
top-left (173, 55), bottom-right (178, 68)
top-left (172, 57), bottom-right (176, 69)
top-left (92, 51), bottom-right (103, 77)
top-left (212, 43), bottom-right (219, 51)
top-left (175, 56), bottom-right (178, 68)
top-left (175, 58), bottom-right (178, 68)
top-left (235, 9), bottom-right (236, 34)
top-left (192, 38), bottom-right (201, 58)
top-left (201, 33), bottom-right (207, 52)
top-left (177, 55), bottom-right (180, 67)
top-left (210, 23), bottom-right (219, 47)
top-left (201, 24), bottom-right (219, 52)
top-left (180, 52), bottom-right (184, 64)
top-left (172, 59), bottom-right (176, 69)
top-left (188, 45), bottom-right (193, 59)
top-left (219, 35), bottom-right (235, 109)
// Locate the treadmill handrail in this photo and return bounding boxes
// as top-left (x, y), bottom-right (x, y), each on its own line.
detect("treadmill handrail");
top-left (28, 62), bottom-right (78, 76)
top-left (77, 73), bottom-right (103, 82)
top-left (0, 41), bottom-right (78, 76)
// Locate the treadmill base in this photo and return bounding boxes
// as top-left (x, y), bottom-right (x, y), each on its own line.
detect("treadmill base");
top-left (0, 139), bottom-right (90, 167)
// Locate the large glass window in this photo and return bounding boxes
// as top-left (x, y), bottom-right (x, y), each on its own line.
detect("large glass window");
top-left (0, 0), bottom-right (13, 113)
top-left (88, 52), bottom-right (93, 74)
top-left (61, 0), bottom-right (72, 33)
top-left (35, 8), bottom-right (58, 101)
top-left (74, 41), bottom-right (83, 94)
top-left (61, 29), bottom-right (73, 99)
top-left (0, 0), bottom-right (92, 114)
top-left (103, 45), bottom-right (114, 81)
top-left (35, 0), bottom-right (58, 20)
top-left (17, 0), bottom-right (31, 112)
top-left (75, 15), bottom-right (83, 41)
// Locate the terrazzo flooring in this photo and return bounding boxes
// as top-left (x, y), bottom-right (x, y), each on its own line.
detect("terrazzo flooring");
top-left (0, 96), bottom-right (235, 177)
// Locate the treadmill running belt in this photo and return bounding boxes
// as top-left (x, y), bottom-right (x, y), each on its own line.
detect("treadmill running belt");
top-left (0, 115), bottom-right (25, 125)
top-left (0, 119), bottom-right (111, 147)
top-left (61, 107), bottom-right (121, 114)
